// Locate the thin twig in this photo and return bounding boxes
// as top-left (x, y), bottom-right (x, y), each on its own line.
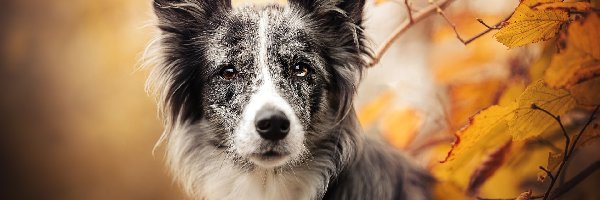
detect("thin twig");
top-left (567, 106), bottom-right (599, 159)
top-left (436, 6), bottom-right (466, 44)
top-left (477, 162), bottom-right (600, 200)
top-left (477, 169), bottom-right (600, 200)
top-left (532, 105), bottom-right (600, 200)
top-left (369, 0), bottom-right (456, 67)
top-left (532, 104), bottom-right (570, 200)
top-left (539, 166), bottom-right (556, 181)
top-left (549, 160), bottom-right (600, 199)
top-left (531, 104), bottom-right (570, 158)
top-left (437, 12), bottom-right (513, 46)
top-left (477, 18), bottom-right (500, 29)
top-left (404, 0), bottom-right (414, 23)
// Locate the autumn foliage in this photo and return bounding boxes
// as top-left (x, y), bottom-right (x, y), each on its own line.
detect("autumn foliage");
top-left (362, 0), bottom-right (600, 199)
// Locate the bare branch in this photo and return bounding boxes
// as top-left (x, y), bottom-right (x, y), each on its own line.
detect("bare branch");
top-left (404, 0), bottom-right (414, 23)
top-left (477, 18), bottom-right (501, 30)
top-left (539, 166), bottom-right (556, 181)
top-left (531, 103), bottom-right (571, 158)
top-left (549, 160), bottom-right (600, 199)
top-left (436, 6), bottom-right (466, 44)
top-left (477, 160), bottom-right (600, 200)
top-left (437, 12), bottom-right (512, 46)
top-left (531, 105), bottom-right (600, 200)
top-left (369, 0), bottom-right (456, 67)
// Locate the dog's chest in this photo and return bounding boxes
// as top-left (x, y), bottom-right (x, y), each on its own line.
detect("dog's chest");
top-left (200, 167), bottom-right (322, 200)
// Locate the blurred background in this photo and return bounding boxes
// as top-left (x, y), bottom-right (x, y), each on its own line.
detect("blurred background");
top-left (4, 0), bottom-right (584, 199)
top-left (0, 0), bottom-right (182, 199)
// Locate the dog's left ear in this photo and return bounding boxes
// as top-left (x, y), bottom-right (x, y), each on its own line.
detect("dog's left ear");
top-left (289, 0), bottom-right (366, 24)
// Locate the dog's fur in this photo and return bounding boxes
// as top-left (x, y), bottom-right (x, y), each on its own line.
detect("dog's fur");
top-left (145, 0), bottom-right (433, 199)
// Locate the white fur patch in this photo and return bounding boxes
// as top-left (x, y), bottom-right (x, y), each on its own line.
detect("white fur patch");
top-left (233, 10), bottom-right (306, 168)
top-left (201, 166), bottom-right (320, 200)
top-left (166, 123), bottom-right (320, 200)
top-left (194, 11), bottom-right (314, 195)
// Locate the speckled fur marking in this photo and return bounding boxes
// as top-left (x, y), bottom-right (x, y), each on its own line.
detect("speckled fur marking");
top-left (146, 0), bottom-right (434, 199)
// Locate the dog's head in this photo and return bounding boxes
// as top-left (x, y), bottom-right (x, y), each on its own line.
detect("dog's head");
top-left (149, 0), bottom-right (368, 169)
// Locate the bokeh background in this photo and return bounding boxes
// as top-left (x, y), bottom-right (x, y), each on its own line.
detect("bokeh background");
top-left (0, 0), bottom-right (183, 199)
top-left (6, 0), bottom-right (593, 200)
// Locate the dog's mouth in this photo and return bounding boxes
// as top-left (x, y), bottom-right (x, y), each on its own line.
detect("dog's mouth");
top-left (252, 150), bottom-right (289, 159)
top-left (248, 149), bottom-right (291, 168)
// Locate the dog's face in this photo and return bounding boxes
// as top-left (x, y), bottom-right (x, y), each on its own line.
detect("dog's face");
top-left (150, 0), bottom-right (367, 169)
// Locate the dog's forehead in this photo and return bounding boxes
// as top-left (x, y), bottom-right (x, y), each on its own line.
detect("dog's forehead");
top-left (206, 6), bottom-right (312, 64)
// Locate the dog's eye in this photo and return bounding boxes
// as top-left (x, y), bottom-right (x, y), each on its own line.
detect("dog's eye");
top-left (219, 65), bottom-right (238, 80)
top-left (292, 62), bottom-right (310, 77)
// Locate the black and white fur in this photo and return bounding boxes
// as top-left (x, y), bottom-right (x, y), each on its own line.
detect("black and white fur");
top-left (145, 0), bottom-right (434, 199)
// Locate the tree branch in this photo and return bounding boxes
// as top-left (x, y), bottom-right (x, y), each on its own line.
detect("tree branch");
top-left (478, 106), bottom-right (599, 200)
top-left (369, 0), bottom-right (456, 67)
top-left (404, 0), bottom-right (414, 23)
top-left (549, 160), bottom-right (600, 199)
top-left (477, 160), bottom-right (600, 200)
top-left (532, 105), bottom-right (599, 200)
top-left (437, 12), bottom-right (512, 46)
top-left (539, 166), bottom-right (556, 181)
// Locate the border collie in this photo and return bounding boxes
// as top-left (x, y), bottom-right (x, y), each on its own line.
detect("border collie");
top-left (145, 0), bottom-right (433, 199)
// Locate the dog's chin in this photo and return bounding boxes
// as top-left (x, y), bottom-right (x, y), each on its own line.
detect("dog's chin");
top-left (248, 150), bottom-right (291, 168)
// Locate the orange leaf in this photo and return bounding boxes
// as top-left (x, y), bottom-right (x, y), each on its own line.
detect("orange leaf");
top-left (357, 90), bottom-right (395, 128)
top-left (380, 108), bottom-right (422, 149)
top-left (447, 80), bottom-right (505, 129)
top-left (569, 13), bottom-right (600, 60)
top-left (467, 140), bottom-right (513, 196)
top-left (569, 77), bottom-right (600, 106)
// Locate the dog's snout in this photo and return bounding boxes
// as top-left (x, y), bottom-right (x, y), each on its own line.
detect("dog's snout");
top-left (255, 107), bottom-right (290, 141)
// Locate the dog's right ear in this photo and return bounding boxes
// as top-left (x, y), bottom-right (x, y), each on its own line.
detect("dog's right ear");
top-left (153, 0), bottom-right (231, 33)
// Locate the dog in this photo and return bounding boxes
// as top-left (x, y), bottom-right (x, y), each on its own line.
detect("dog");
top-left (145, 0), bottom-right (434, 199)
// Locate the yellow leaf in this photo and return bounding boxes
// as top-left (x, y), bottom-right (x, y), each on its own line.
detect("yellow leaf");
top-left (495, 1), bottom-right (569, 48)
top-left (498, 81), bottom-right (526, 106)
top-left (440, 103), bottom-right (515, 177)
top-left (569, 13), bottom-right (600, 60)
top-left (467, 140), bottom-right (512, 196)
top-left (510, 80), bottom-right (576, 140)
top-left (545, 45), bottom-right (600, 88)
top-left (433, 182), bottom-right (470, 200)
top-left (569, 77), bottom-right (600, 106)
top-left (532, 2), bottom-right (592, 12)
top-left (521, 0), bottom-right (560, 7)
top-left (479, 141), bottom-right (550, 197)
top-left (544, 14), bottom-right (600, 89)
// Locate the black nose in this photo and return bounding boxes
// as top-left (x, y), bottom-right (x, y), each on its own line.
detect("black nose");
top-left (255, 107), bottom-right (290, 141)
